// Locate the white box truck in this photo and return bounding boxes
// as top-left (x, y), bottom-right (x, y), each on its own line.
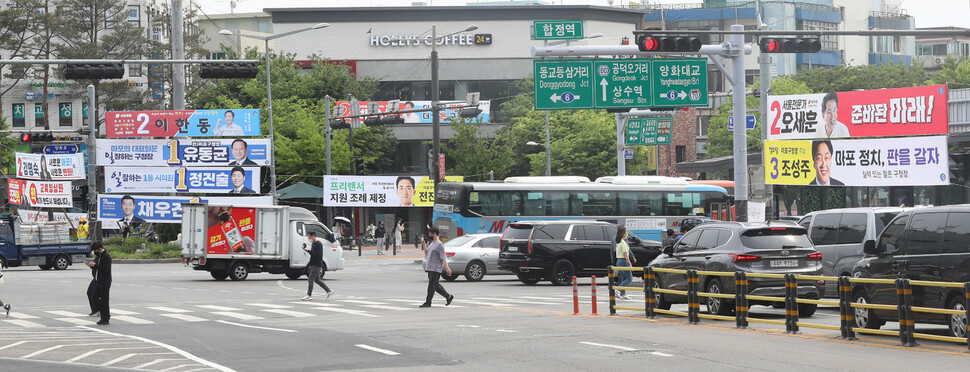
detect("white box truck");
top-left (180, 203), bottom-right (344, 281)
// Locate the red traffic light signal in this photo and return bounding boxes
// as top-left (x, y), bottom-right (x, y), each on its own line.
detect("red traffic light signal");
top-left (19, 132), bottom-right (31, 142)
top-left (759, 37), bottom-right (821, 53)
top-left (636, 35), bottom-right (701, 52)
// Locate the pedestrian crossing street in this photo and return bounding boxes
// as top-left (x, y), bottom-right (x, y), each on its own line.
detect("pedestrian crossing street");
top-left (0, 294), bottom-right (608, 328)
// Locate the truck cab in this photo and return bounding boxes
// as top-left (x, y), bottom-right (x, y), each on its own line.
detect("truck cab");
top-left (0, 214), bottom-right (91, 270)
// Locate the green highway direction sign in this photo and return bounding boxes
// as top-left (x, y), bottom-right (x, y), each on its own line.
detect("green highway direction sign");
top-left (625, 117), bottom-right (672, 146)
top-left (534, 58), bottom-right (708, 111)
top-left (533, 20), bottom-right (584, 40)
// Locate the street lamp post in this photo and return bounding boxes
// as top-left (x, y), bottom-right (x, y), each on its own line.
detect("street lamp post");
top-left (428, 24), bottom-right (478, 187)
top-left (218, 23), bottom-right (329, 204)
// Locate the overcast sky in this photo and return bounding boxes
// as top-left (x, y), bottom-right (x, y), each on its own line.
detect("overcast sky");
top-left (194, 0), bottom-right (968, 29)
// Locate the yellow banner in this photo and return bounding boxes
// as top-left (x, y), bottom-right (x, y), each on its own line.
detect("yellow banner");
top-left (763, 140), bottom-right (815, 185)
top-left (415, 176), bottom-right (463, 206)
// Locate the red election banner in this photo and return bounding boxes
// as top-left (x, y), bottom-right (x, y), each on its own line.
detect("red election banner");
top-left (105, 109), bottom-right (261, 138)
top-left (767, 85), bottom-right (949, 140)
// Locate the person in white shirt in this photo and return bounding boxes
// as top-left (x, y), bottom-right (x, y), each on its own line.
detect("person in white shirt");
top-left (215, 110), bottom-right (245, 137)
top-left (817, 92), bottom-right (850, 138)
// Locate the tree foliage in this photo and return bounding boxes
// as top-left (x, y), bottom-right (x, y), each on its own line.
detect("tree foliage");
top-left (705, 76), bottom-right (811, 157)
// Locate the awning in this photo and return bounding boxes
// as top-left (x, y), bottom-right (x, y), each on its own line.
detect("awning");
top-left (277, 182), bottom-right (323, 200)
top-left (676, 153), bottom-right (763, 174)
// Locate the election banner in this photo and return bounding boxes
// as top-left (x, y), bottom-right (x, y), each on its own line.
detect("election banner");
top-left (7, 179), bottom-right (73, 208)
top-left (335, 100), bottom-right (491, 124)
top-left (18, 210), bottom-right (88, 227)
top-left (98, 195), bottom-right (273, 226)
top-left (16, 152), bottom-right (86, 180)
top-left (764, 136), bottom-right (948, 187)
top-left (323, 175), bottom-right (464, 207)
top-left (104, 167), bottom-right (261, 194)
top-left (767, 85), bottom-right (948, 140)
top-left (105, 109), bottom-right (261, 138)
top-left (97, 139), bottom-right (272, 166)
top-left (205, 205), bottom-right (258, 255)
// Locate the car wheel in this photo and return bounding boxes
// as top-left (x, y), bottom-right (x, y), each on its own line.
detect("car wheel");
top-left (464, 261), bottom-right (486, 282)
top-left (517, 273), bottom-right (541, 285)
top-left (442, 273), bottom-right (459, 281)
top-left (53, 255), bottom-right (70, 270)
top-left (798, 303), bottom-right (818, 317)
top-left (706, 278), bottom-right (732, 316)
top-left (853, 291), bottom-right (885, 329)
top-left (229, 262), bottom-right (249, 281)
top-left (210, 270), bottom-right (229, 281)
top-left (549, 259), bottom-right (575, 286)
top-left (947, 296), bottom-right (967, 338)
top-left (653, 278), bottom-right (671, 310)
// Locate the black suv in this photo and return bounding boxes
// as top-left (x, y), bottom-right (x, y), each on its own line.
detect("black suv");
top-left (497, 220), bottom-right (661, 286)
top-left (851, 205), bottom-right (970, 338)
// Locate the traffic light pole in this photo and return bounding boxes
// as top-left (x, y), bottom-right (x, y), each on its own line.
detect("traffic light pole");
top-left (86, 84), bottom-right (100, 241)
top-left (729, 25), bottom-right (749, 222)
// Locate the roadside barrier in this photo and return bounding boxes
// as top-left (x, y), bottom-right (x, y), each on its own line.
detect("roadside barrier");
top-left (591, 276), bottom-right (598, 315)
top-left (572, 276), bottom-right (579, 315)
top-left (607, 266), bottom-right (970, 351)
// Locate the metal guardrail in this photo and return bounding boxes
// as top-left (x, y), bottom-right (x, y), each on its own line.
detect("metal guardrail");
top-left (607, 266), bottom-right (970, 351)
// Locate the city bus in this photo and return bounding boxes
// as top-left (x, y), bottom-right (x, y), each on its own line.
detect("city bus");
top-left (432, 176), bottom-right (731, 242)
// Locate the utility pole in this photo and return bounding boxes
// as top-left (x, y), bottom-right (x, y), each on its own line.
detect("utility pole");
top-left (431, 25), bottom-right (441, 186)
top-left (756, 0), bottom-right (773, 219)
top-left (86, 85), bottom-right (101, 241)
top-left (171, 0), bottom-right (185, 109)
top-left (324, 95), bottom-right (332, 228)
top-left (730, 24), bottom-right (749, 222)
top-left (616, 112), bottom-right (625, 176)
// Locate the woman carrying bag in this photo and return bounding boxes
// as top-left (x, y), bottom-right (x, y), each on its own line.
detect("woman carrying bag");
top-left (614, 225), bottom-right (636, 300)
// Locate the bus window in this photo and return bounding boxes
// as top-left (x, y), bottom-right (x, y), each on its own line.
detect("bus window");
top-left (665, 192), bottom-right (706, 216)
top-left (619, 191), bottom-right (662, 216)
top-left (524, 192), bottom-right (546, 216)
top-left (469, 191), bottom-right (523, 216)
top-left (581, 192), bottom-right (616, 216)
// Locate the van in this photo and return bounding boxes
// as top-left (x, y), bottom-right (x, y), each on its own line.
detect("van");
top-left (798, 207), bottom-right (906, 297)
top-left (851, 205), bottom-right (970, 338)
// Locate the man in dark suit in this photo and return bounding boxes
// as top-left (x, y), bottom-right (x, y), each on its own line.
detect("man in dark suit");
top-left (229, 139), bottom-right (257, 166)
top-left (229, 166), bottom-right (256, 194)
top-left (118, 195), bottom-right (145, 230)
top-left (810, 140), bottom-right (844, 186)
top-left (85, 242), bottom-right (111, 325)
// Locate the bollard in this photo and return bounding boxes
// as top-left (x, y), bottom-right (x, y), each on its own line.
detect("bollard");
top-left (572, 276), bottom-right (579, 315)
top-left (784, 274), bottom-right (799, 334)
top-left (609, 266), bottom-right (616, 315)
top-left (644, 268), bottom-right (655, 318)
top-left (734, 272), bottom-right (747, 329)
top-left (902, 280), bottom-right (917, 347)
top-left (738, 272), bottom-right (749, 329)
top-left (895, 279), bottom-right (909, 346)
top-left (838, 276), bottom-right (857, 340)
top-left (591, 275), bottom-right (598, 316)
top-left (687, 270), bottom-right (699, 324)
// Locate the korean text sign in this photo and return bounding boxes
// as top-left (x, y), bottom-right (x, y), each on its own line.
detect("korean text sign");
top-left (767, 85), bottom-right (948, 140)
top-left (334, 100), bottom-right (491, 124)
top-left (104, 167), bottom-right (261, 193)
top-left (763, 136), bottom-right (948, 186)
top-left (16, 153), bottom-right (86, 180)
top-left (323, 175), bottom-right (463, 207)
top-left (98, 195), bottom-right (272, 225)
top-left (105, 109), bottom-right (261, 138)
top-left (96, 139), bottom-right (272, 166)
top-left (205, 206), bottom-right (258, 256)
top-left (7, 179), bottom-right (73, 208)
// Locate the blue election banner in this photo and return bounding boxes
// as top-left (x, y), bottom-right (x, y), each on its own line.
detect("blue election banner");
top-left (106, 109), bottom-right (261, 138)
top-left (104, 166), bottom-right (261, 194)
top-left (98, 195), bottom-right (273, 225)
top-left (96, 139), bottom-right (272, 166)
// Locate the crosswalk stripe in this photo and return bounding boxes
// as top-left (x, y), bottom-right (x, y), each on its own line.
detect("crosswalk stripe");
top-left (197, 305), bottom-right (241, 311)
top-left (56, 317), bottom-right (93, 325)
top-left (5, 312), bottom-right (39, 319)
top-left (261, 309), bottom-right (314, 317)
top-left (47, 310), bottom-right (88, 317)
top-left (147, 307), bottom-right (193, 313)
top-left (312, 307), bottom-right (381, 318)
top-left (210, 311), bottom-right (264, 320)
top-left (360, 305), bottom-right (414, 311)
top-left (160, 314), bottom-right (208, 322)
top-left (250, 303), bottom-right (292, 309)
top-left (337, 300), bottom-right (388, 305)
top-left (459, 300), bottom-right (518, 307)
top-left (110, 309), bottom-right (140, 315)
top-left (113, 316), bottom-right (155, 324)
top-left (2, 319), bottom-right (45, 328)
top-left (471, 297), bottom-right (558, 305)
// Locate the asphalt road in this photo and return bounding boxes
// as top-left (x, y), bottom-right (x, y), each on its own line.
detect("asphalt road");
top-left (1, 248), bottom-right (968, 371)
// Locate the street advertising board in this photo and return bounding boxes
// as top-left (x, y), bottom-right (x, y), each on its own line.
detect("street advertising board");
top-left (766, 85), bottom-right (949, 140)
top-left (15, 152), bottom-right (86, 180)
top-left (96, 139), bottom-right (272, 166)
top-left (105, 109), bottom-right (261, 138)
top-left (205, 205), bottom-right (258, 255)
top-left (97, 195), bottom-right (272, 227)
top-left (334, 100), bottom-right (491, 124)
top-left (763, 136), bottom-right (948, 187)
top-left (323, 175), bottom-right (464, 207)
top-left (17, 210), bottom-right (87, 227)
top-left (7, 179), bottom-right (73, 208)
top-left (103, 167), bottom-right (261, 194)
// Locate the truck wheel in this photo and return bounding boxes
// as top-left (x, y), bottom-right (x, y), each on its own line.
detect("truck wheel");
top-left (39, 264), bottom-right (53, 270)
top-left (210, 270), bottom-right (229, 281)
top-left (285, 269), bottom-right (304, 280)
top-left (53, 255), bottom-right (70, 270)
top-left (229, 262), bottom-right (249, 281)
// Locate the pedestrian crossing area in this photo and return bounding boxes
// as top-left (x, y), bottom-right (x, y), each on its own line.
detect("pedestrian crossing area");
top-left (0, 294), bottom-right (600, 328)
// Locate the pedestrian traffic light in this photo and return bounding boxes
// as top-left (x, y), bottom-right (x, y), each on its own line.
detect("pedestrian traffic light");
top-left (459, 107), bottom-right (483, 118)
top-left (330, 119), bottom-right (350, 130)
top-left (198, 62), bottom-right (259, 79)
top-left (758, 37), bottom-right (821, 53)
top-left (64, 63), bottom-right (125, 80)
top-left (635, 34), bottom-right (702, 52)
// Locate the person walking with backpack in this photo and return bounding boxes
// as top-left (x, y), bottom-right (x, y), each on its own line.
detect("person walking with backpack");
top-left (302, 231), bottom-right (334, 301)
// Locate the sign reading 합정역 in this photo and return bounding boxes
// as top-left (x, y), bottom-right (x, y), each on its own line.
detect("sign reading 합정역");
top-left (104, 167), bottom-right (261, 194)
top-left (105, 109), bottom-right (261, 138)
top-left (324, 175), bottom-right (463, 207)
top-left (16, 152), bottom-right (86, 180)
top-left (96, 139), bottom-right (272, 166)
top-left (533, 20), bottom-right (584, 40)
top-left (97, 195), bottom-right (273, 226)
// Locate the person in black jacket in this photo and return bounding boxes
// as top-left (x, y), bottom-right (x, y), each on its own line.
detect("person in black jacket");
top-left (301, 231), bottom-right (333, 301)
top-left (85, 242), bottom-right (111, 325)
top-left (374, 222), bottom-right (386, 256)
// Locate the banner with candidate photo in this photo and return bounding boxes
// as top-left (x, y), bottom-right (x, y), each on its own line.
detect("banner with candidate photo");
top-left (334, 100), bottom-right (491, 124)
top-left (7, 179), bottom-right (73, 208)
top-left (105, 109), bottom-right (261, 138)
top-left (97, 138), bottom-right (272, 167)
top-left (766, 85), bottom-right (949, 140)
top-left (104, 167), bottom-right (261, 194)
top-left (97, 195), bottom-right (273, 226)
top-left (323, 175), bottom-right (463, 207)
top-left (763, 136), bottom-right (948, 187)
top-left (16, 152), bottom-right (86, 180)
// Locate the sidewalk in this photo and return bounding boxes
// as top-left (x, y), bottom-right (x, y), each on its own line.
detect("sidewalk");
top-left (343, 245), bottom-right (427, 260)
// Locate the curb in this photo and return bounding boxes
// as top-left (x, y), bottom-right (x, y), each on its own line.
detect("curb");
top-left (114, 258), bottom-right (182, 264)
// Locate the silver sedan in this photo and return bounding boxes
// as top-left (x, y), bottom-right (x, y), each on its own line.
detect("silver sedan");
top-left (441, 233), bottom-right (510, 282)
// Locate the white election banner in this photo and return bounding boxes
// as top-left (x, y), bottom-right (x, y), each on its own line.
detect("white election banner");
top-left (104, 167), bottom-right (261, 194)
top-left (18, 210), bottom-right (88, 227)
top-left (7, 179), bottom-right (73, 208)
top-left (97, 194), bottom-right (274, 226)
top-left (16, 152), bottom-right (86, 180)
top-left (96, 138), bottom-right (273, 166)
top-left (324, 175), bottom-right (463, 207)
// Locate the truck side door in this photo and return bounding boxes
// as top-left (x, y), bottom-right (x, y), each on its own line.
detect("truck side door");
top-left (289, 222), bottom-right (310, 268)
top-left (0, 221), bottom-right (17, 264)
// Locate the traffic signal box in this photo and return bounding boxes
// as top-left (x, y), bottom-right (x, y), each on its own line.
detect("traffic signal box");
top-left (758, 37), bottom-right (821, 53)
top-left (18, 132), bottom-right (80, 143)
top-left (198, 62), bottom-right (259, 79)
top-left (64, 63), bottom-right (125, 80)
top-left (635, 35), bottom-right (702, 52)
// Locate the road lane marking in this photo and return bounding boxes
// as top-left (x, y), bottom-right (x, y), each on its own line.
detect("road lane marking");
top-left (311, 307), bottom-right (381, 318)
top-left (579, 341), bottom-right (637, 351)
top-left (0, 341), bottom-right (28, 350)
top-left (361, 305), bottom-right (414, 311)
top-left (495, 329), bottom-right (517, 333)
top-left (355, 344), bottom-right (400, 356)
top-left (250, 303), bottom-right (292, 309)
top-left (261, 309), bottom-right (315, 317)
top-left (472, 297), bottom-right (558, 305)
top-left (197, 305), bottom-right (242, 311)
top-left (113, 316), bottom-right (155, 325)
top-left (211, 312), bottom-right (263, 320)
top-left (80, 326), bottom-right (235, 372)
top-left (651, 351), bottom-right (674, 357)
top-left (338, 300), bottom-right (388, 305)
top-left (46, 311), bottom-right (88, 317)
top-left (131, 358), bottom-right (181, 370)
top-left (110, 309), bottom-right (140, 315)
top-left (55, 318), bottom-right (92, 325)
top-left (21, 345), bottom-right (64, 359)
top-left (216, 320), bottom-right (297, 333)
top-left (66, 347), bottom-right (157, 362)
top-left (2, 319), bottom-right (45, 328)
top-left (162, 364), bottom-right (198, 371)
top-left (6, 312), bottom-right (39, 319)
top-left (148, 307), bottom-right (193, 313)
top-left (160, 314), bottom-right (208, 322)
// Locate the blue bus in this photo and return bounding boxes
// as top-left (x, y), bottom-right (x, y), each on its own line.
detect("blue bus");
top-left (432, 176), bottom-right (731, 242)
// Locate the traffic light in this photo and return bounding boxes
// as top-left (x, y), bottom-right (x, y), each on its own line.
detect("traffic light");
top-left (379, 115), bottom-right (404, 125)
top-left (459, 107), bottom-right (483, 118)
top-left (198, 62), bottom-right (259, 79)
top-left (759, 37), bottom-right (821, 53)
top-left (37, 132), bottom-right (54, 142)
top-left (64, 63), bottom-right (125, 80)
top-left (330, 119), bottom-right (350, 130)
top-left (363, 116), bottom-right (380, 126)
top-left (19, 132), bottom-right (31, 143)
top-left (635, 34), bottom-right (702, 52)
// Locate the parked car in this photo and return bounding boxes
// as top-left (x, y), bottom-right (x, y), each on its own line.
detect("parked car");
top-left (799, 207), bottom-right (907, 297)
top-left (498, 220), bottom-right (662, 286)
top-left (438, 233), bottom-right (509, 282)
top-left (649, 222), bottom-right (824, 317)
top-left (851, 205), bottom-right (970, 338)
